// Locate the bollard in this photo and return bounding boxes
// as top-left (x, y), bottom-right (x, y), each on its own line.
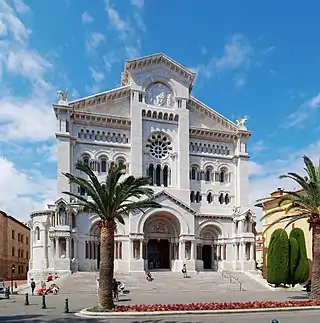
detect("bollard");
top-left (5, 287), bottom-right (10, 299)
top-left (24, 293), bottom-right (29, 306)
top-left (41, 294), bottom-right (47, 309)
top-left (64, 298), bottom-right (69, 313)
top-left (272, 320), bottom-right (279, 323)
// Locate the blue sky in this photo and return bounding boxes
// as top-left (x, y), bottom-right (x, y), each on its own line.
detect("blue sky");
top-left (0, 0), bottom-right (319, 223)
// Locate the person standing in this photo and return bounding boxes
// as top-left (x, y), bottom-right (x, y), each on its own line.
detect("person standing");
top-left (112, 278), bottom-right (118, 302)
top-left (30, 279), bottom-right (36, 296)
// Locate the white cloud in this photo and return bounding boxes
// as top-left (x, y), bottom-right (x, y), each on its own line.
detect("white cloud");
top-left (0, 157), bottom-right (55, 222)
top-left (85, 32), bottom-right (105, 52)
top-left (82, 12), bottom-right (94, 24)
top-left (200, 33), bottom-right (253, 80)
top-left (0, 19), bottom-right (7, 36)
top-left (284, 93), bottom-right (320, 128)
top-left (233, 75), bottom-right (246, 88)
top-left (131, 0), bottom-right (144, 7)
top-left (90, 67), bottom-right (104, 82)
top-left (0, 96), bottom-right (56, 141)
top-left (125, 45), bottom-right (140, 59)
top-left (249, 140), bottom-right (320, 228)
top-left (107, 7), bottom-right (129, 31)
top-left (13, 0), bottom-right (31, 14)
top-left (0, 0), bottom-right (30, 43)
top-left (251, 140), bottom-right (268, 154)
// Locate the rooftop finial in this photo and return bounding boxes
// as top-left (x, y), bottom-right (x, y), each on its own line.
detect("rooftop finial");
top-left (57, 88), bottom-right (69, 105)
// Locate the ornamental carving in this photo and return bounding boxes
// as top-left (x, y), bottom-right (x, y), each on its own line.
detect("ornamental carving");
top-left (151, 222), bottom-right (167, 233)
top-left (145, 83), bottom-right (174, 107)
top-left (203, 232), bottom-right (213, 240)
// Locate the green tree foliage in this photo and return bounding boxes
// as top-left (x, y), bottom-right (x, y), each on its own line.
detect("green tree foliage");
top-left (289, 236), bottom-right (299, 285)
top-left (267, 229), bottom-right (290, 286)
top-left (290, 228), bottom-right (309, 283)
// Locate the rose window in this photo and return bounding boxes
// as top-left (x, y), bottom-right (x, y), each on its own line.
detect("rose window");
top-left (146, 133), bottom-right (172, 159)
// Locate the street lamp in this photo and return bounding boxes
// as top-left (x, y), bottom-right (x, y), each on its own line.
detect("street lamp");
top-left (11, 264), bottom-right (15, 293)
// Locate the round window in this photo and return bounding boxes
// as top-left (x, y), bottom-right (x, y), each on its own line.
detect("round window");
top-left (146, 133), bottom-right (172, 159)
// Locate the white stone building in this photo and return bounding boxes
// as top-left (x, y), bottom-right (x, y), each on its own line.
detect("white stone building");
top-left (28, 53), bottom-right (256, 281)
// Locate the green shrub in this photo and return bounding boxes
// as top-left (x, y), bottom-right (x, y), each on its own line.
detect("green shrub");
top-left (289, 236), bottom-right (299, 285)
top-left (267, 228), bottom-right (290, 286)
top-left (290, 228), bottom-right (309, 283)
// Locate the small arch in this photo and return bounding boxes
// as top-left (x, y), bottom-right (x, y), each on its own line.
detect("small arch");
top-left (225, 193), bottom-right (230, 205)
top-left (174, 114), bottom-right (179, 122)
top-left (148, 164), bottom-right (154, 185)
top-left (152, 111), bottom-right (157, 118)
top-left (158, 112), bottom-right (163, 119)
top-left (195, 191), bottom-right (201, 203)
top-left (163, 113), bottom-right (168, 120)
top-left (169, 113), bottom-right (173, 121)
top-left (142, 109), bottom-right (146, 117)
top-left (190, 165), bottom-right (200, 181)
top-left (207, 192), bottom-right (213, 204)
top-left (205, 167), bottom-right (213, 182)
top-left (147, 110), bottom-right (152, 117)
top-left (219, 193), bottom-right (224, 204)
top-left (34, 226), bottom-right (40, 241)
top-left (190, 191), bottom-right (195, 203)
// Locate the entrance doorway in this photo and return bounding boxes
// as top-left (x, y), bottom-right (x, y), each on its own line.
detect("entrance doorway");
top-left (147, 239), bottom-right (170, 270)
top-left (202, 245), bottom-right (212, 269)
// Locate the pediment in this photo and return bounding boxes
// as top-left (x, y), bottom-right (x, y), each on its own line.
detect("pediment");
top-left (188, 97), bottom-right (238, 133)
top-left (122, 53), bottom-right (196, 89)
top-left (152, 190), bottom-right (196, 215)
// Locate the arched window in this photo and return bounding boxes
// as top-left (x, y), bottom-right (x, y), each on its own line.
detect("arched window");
top-left (83, 156), bottom-right (89, 165)
top-left (35, 227), bottom-right (40, 241)
top-left (148, 164), bottom-right (154, 185)
top-left (190, 166), bottom-right (199, 180)
top-left (207, 192), bottom-right (213, 204)
top-left (163, 165), bottom-right (169, 187)
top-left (225, 194), bottom-right (230, 205)
top-left (116, 158), bottom-right (126, 172)
top-left (155, 164), bottom-right (161, 186)
top-left (219, 169), bottom-right (226, 183)
top-left (205, 168), bottom-right (212, 182)
top-left (12, 247), bottom-right (15, 256)
top-left (219, 193), bottom-right (224, 204)
top-left (101, 160), bottom-right (107, 173)
top-left (190, 191), bottom-right (195, 203)
top-left (195, 191), bottom-right (201, 203)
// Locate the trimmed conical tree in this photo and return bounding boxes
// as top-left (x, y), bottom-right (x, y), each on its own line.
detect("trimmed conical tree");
top-left (267, 228), bottom-right (290, 286)
top-left (290, 228), bottom-right (309, 283)
top-left (289, 236), bottom-right (299, 286)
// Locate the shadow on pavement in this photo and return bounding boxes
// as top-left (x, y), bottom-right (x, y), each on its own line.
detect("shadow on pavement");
top-left (0, 315), bottom-right (201, 323)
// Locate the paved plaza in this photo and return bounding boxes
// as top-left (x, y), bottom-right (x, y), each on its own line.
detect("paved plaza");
top-left (0, 271), bottom-right (312, 322)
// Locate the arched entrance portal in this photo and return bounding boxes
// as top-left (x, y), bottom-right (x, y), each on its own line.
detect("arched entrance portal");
top-left (143, 212), bottom-right (180, 270)
top-left (198, 225), bottom-right (221, 271)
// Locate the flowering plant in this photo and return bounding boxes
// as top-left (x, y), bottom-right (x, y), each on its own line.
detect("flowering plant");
top-left (115, 300), bottom-right (320, 312)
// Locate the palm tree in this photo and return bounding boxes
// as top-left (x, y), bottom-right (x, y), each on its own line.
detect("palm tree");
top-left (259, 155), bottom-right (320, 299)
top-left (62, 162), bottom-right (162, 311)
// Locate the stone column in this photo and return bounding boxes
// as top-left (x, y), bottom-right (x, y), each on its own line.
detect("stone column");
top-left (179, 241), bottom-right (185, 260)
top-left (74, 239), bottom-right (78, 259)
top-left (55, 237), bottom-right (60, 258)
top-left (130, 240), bottom-right (135, 259)
top-left (160, 166), bottom-right (164, 186)
top-left (217, 244), bottom-right (221, 260)
top-left (190, 241), bottom-right (195, 260)
top-left (239, 220), bottom-right (244, 233)
top-left (139, 240), bottom-right (143, 259)
top-left (66, 237), bottom-right (70, 258)
top-left (239, 242), bottom-right (245, 261)
top-left (232, 222), bottom-right (236, 235)
top-left (250, 242), bottom-right (254, 260)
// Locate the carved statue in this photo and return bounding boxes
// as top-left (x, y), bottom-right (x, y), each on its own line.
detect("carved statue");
top-left (57, 88), bottom-right (69, 105)
top-left (145, 82), bottom-right (174, 107)
top-left (59, 206), bottom-right (67, 226)
top-left (155, 92), bottom-right (166, 106)
top-left (166, 93), bottom-right (173, 106)
top-left (236, 117), bottom-right (247, 128)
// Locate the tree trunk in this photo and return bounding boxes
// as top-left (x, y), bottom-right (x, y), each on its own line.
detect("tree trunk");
top-left (98, 220), bottom-right (116, 311)
top-left (310, 222), bottom-right (320, 300)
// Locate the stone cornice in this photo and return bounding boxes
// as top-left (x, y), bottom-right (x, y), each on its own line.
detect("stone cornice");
top-left (153, 190), bottom-right (197, 215)
top-left (30, 210), bottom-right (54, 218)
top-left (71, 111), bottom-right (131, 130)
top-left (196, 214), bottom-right (233, 221)
top-left (189, 128), bottom-right (237, 142)
top-left (67, 86), bottom-right (131, 111)
top-left (121, 53), bottom-right (196, 87)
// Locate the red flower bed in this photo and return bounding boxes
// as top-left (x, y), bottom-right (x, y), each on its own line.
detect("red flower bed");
top-left (115, 300), bottom-right (320, 312)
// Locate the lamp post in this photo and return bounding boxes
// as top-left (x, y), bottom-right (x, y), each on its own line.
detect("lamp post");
top-left (11, 264), bottom-right (15, 293)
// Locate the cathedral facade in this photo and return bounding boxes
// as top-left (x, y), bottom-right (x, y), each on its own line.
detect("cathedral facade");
top-left (28, 53), bottom-right (256, 281)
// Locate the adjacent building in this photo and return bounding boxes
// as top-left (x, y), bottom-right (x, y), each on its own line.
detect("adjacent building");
top-left (255, 187), bottom-right (312, 277)
top-left (28, 53), bottom-right (256, 281)
top-left (0, 210), bottom-right (30, 280)
top-left (255, 231), bottom-right (264, 269)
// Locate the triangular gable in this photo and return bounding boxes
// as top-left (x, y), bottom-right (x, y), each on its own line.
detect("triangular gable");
top-left (188, 97), bottom-right (240, 133)
top-left (121, 53), bottom-right (196, 88)
top-left (54, 197), bottom-right (68, 206)
top-left (152, 190), bottom-right (197, 215)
